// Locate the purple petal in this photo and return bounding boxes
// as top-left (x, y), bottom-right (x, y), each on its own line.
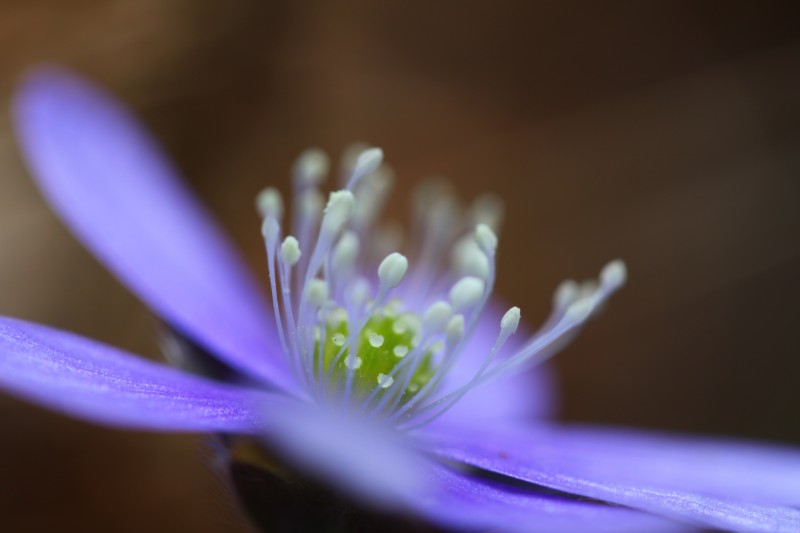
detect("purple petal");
top-left (433, 302), bottom-right (558, 428)
top-left (408, 462), bottom-right (691, 533)
top-left (422, 424), bottom-right (800, 532)
top-left (12, 67), bottom-right (296, 393)
top-left (0, 316), bottom-right (286, 432)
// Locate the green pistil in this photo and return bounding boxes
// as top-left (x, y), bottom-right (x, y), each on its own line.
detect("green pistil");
top-left (315, 312), bottom-right (434, 402)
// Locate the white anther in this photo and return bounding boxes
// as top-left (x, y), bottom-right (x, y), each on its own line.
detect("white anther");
top-left (345, 354), bottom-right (363, 370)
top-left (446, 314), bottom-right (465, 346)
top-left (333, 232), bottom-right (360, 274)
top-left (452, 237), bottom-right (490, 279)
top-left (305, 279), bottom-right (329, 307)
top-left (348, 278), bottom-right (372, 309)
top-left (349, 148), bottom-right (384, 186)
top-left (377, 373), bottom-right (394, 389)
top-left (553, 279), bottom-right (580, 310)
top-left (422, 300), bottom-right (453, 334)
top-left (378, 252), bottom-right (409, 289)
top-left (332, 333), bottom-right (346, 347)
top-left (280, 236), bottom-right (301, 266)
top-left (580, 280), bottom-right (599, 300)
top-left (368, 332), bottom-right (385, 348)
top-left (471, 194), bottom-right (504, 230)
top-left (293, 148), bottom-right (329, 187)
top-left (321, 190), bottom-right (356, 236)
top-left (256, 187), bottom-right (284, 219)
top-left (328, 308), bottom-right (349, 326)
top-left (393, 345), bottom-right (409, 358)
top-left (500, 306), bottom-right (521, 336)
top-left (600, 259), bottom-right (627, 291)
top-left (475, 224), bottom-right (498, 254)
top-left (565, 298), bottom-right (594, 322)
top-left (449, 276), bottom-right (486, 312)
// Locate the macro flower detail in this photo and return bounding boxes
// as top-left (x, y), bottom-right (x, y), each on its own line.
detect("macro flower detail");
top-left (2, 67), bottom-right (800, 532)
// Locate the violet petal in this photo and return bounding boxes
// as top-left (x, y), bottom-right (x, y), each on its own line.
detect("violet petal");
top-left (0, 316), bottom-right (286, 433)
top-left (12, 67), bottom-right (296, 393)
top-left (408, 461), bottom-right (692, 533)
top-left (421, 424), bottom-right (800, 532)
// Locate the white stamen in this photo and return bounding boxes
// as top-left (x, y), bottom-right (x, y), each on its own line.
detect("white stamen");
top-left (475, 224), bottom-right (498, 254)
top-left (348, 148), bottom-right (384, 189)
top-left (305, 279), bottom-right (329, 307)
top-left (256, 187), bottom-right (284, 219)
top-left (300, 189), bottom-right (324, 217)
top-left (449, 276), bottom-right (485, 312)
top-left (368, 332), bottom-right (385, 348)
top-left (601, 259), bottom-right (627, 291)
top-left (345, 354), bottom-right (363, 370)
top-left (333, 232), bottom-right (360, 275)
top-left (348, 278), bottom-right (372, 309)
top-left (321, 190), bottom-right (356, 237)
top-left (451, 236), bottom-right (490, 279)
top-left (377, 373), bottom-right (394, 389)
top-left (332, 333), bottom-right (346, 347)
top-left (378, 252), bottom-right (408, 289)
top-left (446, 314), bottom-right (465, 346)
top-left (554, 279), bottom-right (580, 310)
top-left (393, 345), bottom-right (409, 358)
top-left (328, 308), bottom-right (349, 326)
top-left (293, 148), bottom-right (329, 187)
top-left (500, 306), bottom-right (521, 336)
top-left (280, 236), bottom-right (301, 266)
top-left (422, 300), bottom-right (453, 334)
top-left (565, 298), bottom-right (594, 322)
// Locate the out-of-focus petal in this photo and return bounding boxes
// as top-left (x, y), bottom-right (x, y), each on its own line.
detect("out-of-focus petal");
top-left (422, 424), bottom-right (800, 532)
top-left (12, 67), bottom-right (297, 393)
top-left (408, 462), bottom-right (692, 533)
top-left (432, 303), bottom-right (558, 428)
top-left (267, 402), bottom-right (427, 511)
top-left (0, 316), bottom-right (288, 433)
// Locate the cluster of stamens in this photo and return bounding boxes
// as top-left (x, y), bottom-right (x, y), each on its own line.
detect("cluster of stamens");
top-left (257, 145), bottom-right (626, 429)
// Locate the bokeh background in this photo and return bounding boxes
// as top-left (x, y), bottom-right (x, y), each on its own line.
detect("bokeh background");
top-left (1, 1), bottom-right (799, 531)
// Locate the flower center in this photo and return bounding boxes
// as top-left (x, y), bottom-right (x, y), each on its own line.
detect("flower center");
top-left (314, 304), bottom-right (435, 402)
top-left (255, 144), bottom-right (626, 429)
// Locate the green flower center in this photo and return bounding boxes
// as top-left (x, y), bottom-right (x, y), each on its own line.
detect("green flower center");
top-left (315, 307), bottom-right (435, 403)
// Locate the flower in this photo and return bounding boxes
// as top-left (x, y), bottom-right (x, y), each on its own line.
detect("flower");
top-left (3, 66), bottom-right (800, 533)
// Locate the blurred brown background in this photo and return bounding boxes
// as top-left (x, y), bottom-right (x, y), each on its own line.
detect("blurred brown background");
top-left (1, 1), bottom-right (799, 531)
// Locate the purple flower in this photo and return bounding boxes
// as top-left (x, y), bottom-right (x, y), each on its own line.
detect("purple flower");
top-left (3, 66), bottom-right (800, 533)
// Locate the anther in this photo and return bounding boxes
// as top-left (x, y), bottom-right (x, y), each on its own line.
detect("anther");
top-left (377, 373), bottom-right (394, 389)
top-left (446, 314), bottom-right (465, 346)
top-left (256, 187), bottom-right (284, 219)
top-left (500, 306), bottom-right (521, 336)
top-left (449, 276), bottom-right (486, 312)
top-left (345, 354), bottom-right (363, 370)
top-left (293, 148), bottom-right (329, 187)
top-left (600, 259), bottom-right (627, 291)
top-left (553, 279), bottom-right (580, 310)
top-left (422, 300), bottom-right (453, 334)
top-left (348, 148), bottom-right (384, 189)
top-left (305, 279), bottom-right (329, 307)
top-left (393, 345), bottom-right (409, 358)
top-left (281, 236), bottom-right (301, 266)
top-left (333, 232), bottom-right (360, 275)
top-left (321, 190), bottom-right (356, 237)
top-left (378, 252), bottom-right (409, 289)
top-left (475, 224), bottom-right (498, 255)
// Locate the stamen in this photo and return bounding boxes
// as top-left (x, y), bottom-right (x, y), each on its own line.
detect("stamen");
top-left (345, 354), bottom-right (363, 370)
top-left (393, 345), bottom-right (409, 358)
top-left (293, 148), bottom-right (329, 188)
top-left (256, 187), bottom-right (284, 220)
top-left (446, 314), bottom-right (465, 347)
top-left (305, 279), bottom-right (329, 307)
top-left (321, 190), bottom-right (356, 237)
top-left (422, 300), bottom-right (453, 335)
top-left (470, 193), bottom-right (504, 231)
top-left (449, 276), bottom-right (485, 312)
top-left (346, 147), bottom-right (384, 190)
top-left (368, 332), bottom-right (385, 348)
top-left (475, 223), bottom-right (498, 254)
top-left (377, 252), bottom-right (409, 289)
top-left (281, 236), bottom-right (301, 267)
